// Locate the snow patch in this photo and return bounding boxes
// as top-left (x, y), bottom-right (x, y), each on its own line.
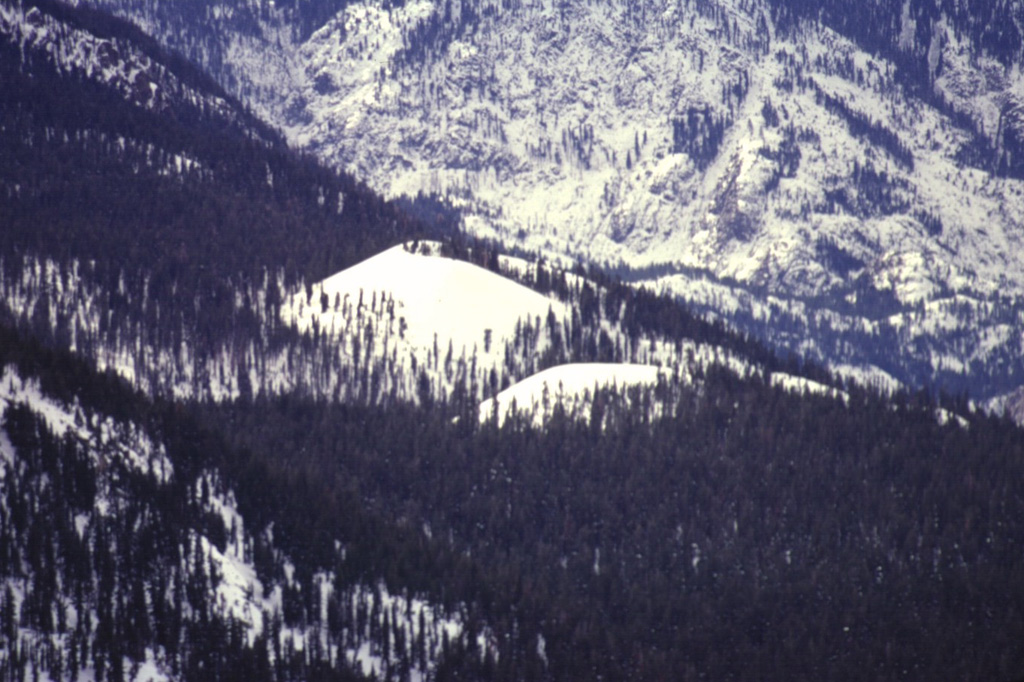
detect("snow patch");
top-left (479, 362), bottom-right (664, 425)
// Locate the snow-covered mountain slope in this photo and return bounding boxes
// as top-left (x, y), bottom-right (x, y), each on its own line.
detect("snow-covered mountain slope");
top-left (278, 240), bottom-right (787, 410)
top-left (283, 241), bottom-right (567, 377)
top-left (316, 0), bottom-right (1022, 304)
top-left (0, 364), bottom-right (202, 681)
top-left (171, 0), bottom-right (1024, 302)
top-left (77, 0), bottom-right (1024, 404)
top-left (0, 364), bottom-right (174, 482)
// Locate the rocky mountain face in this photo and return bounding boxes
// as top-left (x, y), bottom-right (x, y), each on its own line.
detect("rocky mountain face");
top-left (73, 0), bottom-right (1024, 405)
top-left (285, 0), bottom-right (1024, 298)
top-left (81, 0), bottom-right (1024, 295)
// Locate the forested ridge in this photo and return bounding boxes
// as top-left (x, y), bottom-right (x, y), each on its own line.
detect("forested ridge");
top-left (2, 0), bottom-right (1024, 680)
top-left (1, 0), bottom-right (454, 401)
top-left (0, 323), bottom-right (500, 682)
top-left (5, 309), bottom-right (1024, 681)
top-left (208, 372), bottom-right (1024, 681)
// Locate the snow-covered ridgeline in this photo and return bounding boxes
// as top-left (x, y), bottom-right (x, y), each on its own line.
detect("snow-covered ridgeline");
top-left (1, 244), bottom-right (921, 423)
top-left (478, 363), bottom-right (666, 426)
top-left (482, 366), bottom-right (854, 429)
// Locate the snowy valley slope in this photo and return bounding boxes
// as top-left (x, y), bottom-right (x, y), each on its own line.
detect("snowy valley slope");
top-left (1, 0), bottom-right (772, 418)
top-left (283, 0), bottom-right (1024, 302)
top-left (75, 0), bottom-right (1024, 406)
top-left (76, 0), bottom-right (1024, 301)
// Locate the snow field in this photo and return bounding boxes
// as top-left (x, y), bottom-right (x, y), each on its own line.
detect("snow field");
top-left (283, 242), bottom-right (565, 366)
top-left (478, 362), bottom-right (665, 425)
